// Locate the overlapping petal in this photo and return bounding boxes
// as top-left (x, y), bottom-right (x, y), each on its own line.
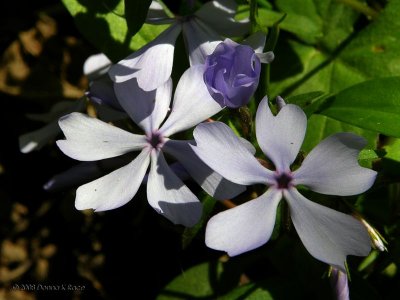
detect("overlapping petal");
top-left (19, 99), bottom-right (86, 153)
top-left (206, 189), bottom-right (282, 256)
top-left (163, 139), bottom-right (246, 200)
top-left (20, 122), bottom-right (62, 153)
top-left (242, 32), bottom-right (266, 54)
top-left (44, 155), bottom-right (133, 191)
top-left (75, 149), bottom-right (151, 211)
top-left (114, 78), bottom-right (172, 133)
top-left (182, 18), bottom-right (221, 66)
top-left (57, 113), bottom-right (147, 161)
top-left (146, 1), bottom-right (173, 24)
top-left (195, 0), bottom-right (250, 37)
top-left (83, 53), bottom-right (111, 81)
top-left (192, 121), bottom-right (275, 186)
top-left (159, 65), bottom-right (222, 137)
top-left (293, 133), bottom-right (377, 196)
top-left (88, 76), bottom-right (123, 111)
top-left (108, 22), bottom-right (181, 91)
top-left (284, 188), bottom-right (371, 272)
top-left (256, 97), bottom-right (307, 172)
top-left (147, 150), bottom-right (202, 227)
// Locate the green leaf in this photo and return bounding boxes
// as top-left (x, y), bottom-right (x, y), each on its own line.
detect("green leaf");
top-left (320, 77), bottom-right (400, 137)
top-left (381, 138), bottom-right (400, 176)
top-left (219, 278), bottom-right (299, 300)
top-left (302, 114), bottom-right (377, 153)
top-left (124, 0), bottom-right (152, 36)
top-left (270, 0), bottom-right (400, 98)
top-left (62, 0), bottom-right (168, 61)
top-left (156, 261), bottom-right (224, 300)
top-left (285, 91), bottom-right (326, 117)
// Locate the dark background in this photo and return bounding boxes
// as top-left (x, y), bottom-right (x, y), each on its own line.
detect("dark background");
top-left (0, 1), bottom-right (216, 299)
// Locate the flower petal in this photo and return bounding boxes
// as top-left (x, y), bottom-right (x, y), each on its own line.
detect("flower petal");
top-left (293, 133), bottom-right (377, 196)
top-left (284, 188), bottom-right (371, 272)
top-left (147, 150), bottom-right (202, 227)
top-left (192, 121), bottom-right (275, 186)
top-left (206, 188), bottom-right (282, 256)
top-left (152, 78), bottom-right (173, 130)
top-left (108, 22), bottom-right (181, 91)
top-left (57, 112), bottom-right (147, 161)
top-left (182, 18), bottom-right (221, 65)
top-left (256, 96), bottom-right (307, 172)
top-left (159, 65), bottom-right (222, 136)
top-left (114, 78), bottom-right (172, 133)
top-left (163, 139), bottom-right (246, 200)
top-left (19, 99), bottom-right (86, 153)
top-left (242, 31), bottom-right (266, 53)
top-left (195, 0), bottom-right (250, 37)
top-left (256, 51), bottom-right (275, 64)
top-left (75, 149), bottom-right (150, 211)
top-left (20, 122), bottom-right (61, 153)
top-left (44, 155), bottom-right (133, 191)
top-left (83, 53), bottom-right (111, 81)
top-left (88, 75), bottom-right (123, 111)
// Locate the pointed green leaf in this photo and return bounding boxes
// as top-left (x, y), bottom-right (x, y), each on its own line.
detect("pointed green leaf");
top-left (320, 77), bottom-right (400, 137)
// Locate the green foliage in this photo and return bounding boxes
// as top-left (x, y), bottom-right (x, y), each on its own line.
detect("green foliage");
top-left (61, 0), bottom-right (168, 62)
top-left (320, 77), bottom-right (400, 138)
top-left (58, 0), bottom-right (400, 298)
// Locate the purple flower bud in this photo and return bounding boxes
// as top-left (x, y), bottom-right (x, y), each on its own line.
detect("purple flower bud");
top-left (330, 268), bottom-right (350, 300)
top-left (203, 39), bottom-right (261, 108)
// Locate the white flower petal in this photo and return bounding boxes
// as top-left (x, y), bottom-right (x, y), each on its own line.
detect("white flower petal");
top-left (163, 139), bottom-right (246, 200)
top-left (147, 150), bottom-right (202, 227)
top-left (195, 0), bottom-right (250, 37)
top-left (284, 188), bottom-right (371, 272)
top-left (256, 96), bottom-right (307, 172)
top-left (192, 121), bottom-right (275, 186)
top-left (75, 149), bottom-right (150, 211)
top-left (152, 78), bottom-right (173, 130)
top-left (182, 18), bottom-right (221, 65)
top-left (57, 112), bottom-right (147, 161)
top-left (83, 53), bottom-right (112, 81)
top-left (293, 133), bottom-right (377, 196)
top-left (114, 78), bottom-right (172, 133)
top-left (206, 189), bottom-right (282, 256)
top-left (256, 51), bottom-right (275, 64)
top-left (108, 22), bottom-right (181, 91)
top-left (159, 65), bottom-right (222, 137)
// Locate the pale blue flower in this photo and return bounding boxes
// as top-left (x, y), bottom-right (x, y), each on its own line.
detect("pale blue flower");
top-left (192, 96), bottom-right (377, 270)
top-left (57, 66), bottom-right (244, 227)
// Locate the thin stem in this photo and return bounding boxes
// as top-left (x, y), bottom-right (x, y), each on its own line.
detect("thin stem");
top-left (337, 0), bottom-right (379, 20)
top-left (249, 0), bottom-right (258, 33)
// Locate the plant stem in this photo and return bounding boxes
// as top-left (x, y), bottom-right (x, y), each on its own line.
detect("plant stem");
top-left (337, 0), bottom-right (379, 20)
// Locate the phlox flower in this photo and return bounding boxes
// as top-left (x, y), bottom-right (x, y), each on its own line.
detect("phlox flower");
top-left (204, 37), bottom-right (273, 108)
top-left (192, 96), bottom-right (377, 270)
top-left (56, 66), bottom-right (244, 227)
top-left (108, 0), bottom-right (250, 91)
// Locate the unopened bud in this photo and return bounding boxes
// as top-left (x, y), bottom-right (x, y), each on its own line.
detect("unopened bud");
top-left (354, 214), bottom-right (387, 252)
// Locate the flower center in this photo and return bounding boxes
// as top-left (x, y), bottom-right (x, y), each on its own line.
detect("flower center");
top-left (275, 172), bottom-right (293, 189)
top-left (146, 131), bottom-right (164, 149)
